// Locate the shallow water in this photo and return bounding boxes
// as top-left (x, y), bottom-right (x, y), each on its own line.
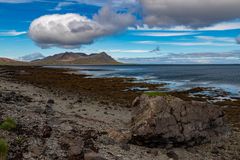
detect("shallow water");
top-left (47, 64), bottom-right (240, 99)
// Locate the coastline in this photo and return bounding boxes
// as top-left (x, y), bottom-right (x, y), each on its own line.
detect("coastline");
top-left (0, 65), bottom-right (239, 159)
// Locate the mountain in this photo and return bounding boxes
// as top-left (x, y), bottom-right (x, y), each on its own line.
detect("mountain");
top-left (33, 52), bottom-right (119, 65)
top-left (0, 57), bottom-right (25, 65)
top-left (19, 53), bottom-right (45, 62)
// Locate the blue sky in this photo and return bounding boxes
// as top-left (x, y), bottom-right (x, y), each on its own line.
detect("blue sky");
top-left (0, 0), bottom-right (240, 64)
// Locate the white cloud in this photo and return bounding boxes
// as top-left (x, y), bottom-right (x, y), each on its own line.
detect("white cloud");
top-left (0, 30), bottom-right (27, 36)
top-left (135, 32), bottom-right (199, 37)
top-left (53, 2), bottom-right (75, 11)
top-left (200, 21), bottom-right (240, 31)
top-left (109, 49), bottom-right (149, 53)
top-left (133, 41), bottom-right (156, 44)
top-left (161, 42), bottom-right (238, 47)
top-left (139, 0), bottom-right (240, 28)
top-left (129, 21), bottom-right (240, 31)
top-left (119, 51), bottom-right (240, 64)
top-left (29, 6), bottom-right (135, 48)
top-left (0, 0), bottom-right (31, 3)
top-left (196, 36), bottom-right (235, 43)
top-left (134, 41), bottom-right (238, 47)
top-left (129, 25), bottom-right (191, 31)
top-left (73, 0), bottom-right (138, 7)
top-left (0, 0), bottom-right (45, 3)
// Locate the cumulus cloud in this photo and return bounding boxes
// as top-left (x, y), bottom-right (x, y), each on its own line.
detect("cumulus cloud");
top-left (29, 6), bottom-right (135, 48)
top-left (139, 0), bottom-right (240, 28)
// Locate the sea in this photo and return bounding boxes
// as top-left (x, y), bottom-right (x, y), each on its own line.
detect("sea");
top-left (47, 64), bottom-right (240, 100)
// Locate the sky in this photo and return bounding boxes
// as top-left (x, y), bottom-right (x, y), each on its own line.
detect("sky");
top-left (0, 0), bottom-right (240, 64)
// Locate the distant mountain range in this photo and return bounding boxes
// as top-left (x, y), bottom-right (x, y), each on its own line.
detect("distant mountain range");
top-left (0, 52), bottom-right (119, 65)
top-left (18, 53), bottom-right (45, 62)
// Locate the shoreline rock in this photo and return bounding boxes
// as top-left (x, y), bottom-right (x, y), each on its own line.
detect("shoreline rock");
top-left (130, 94), bottom-right (229, 147)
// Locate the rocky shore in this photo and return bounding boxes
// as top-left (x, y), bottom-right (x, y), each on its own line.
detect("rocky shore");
top-left (0, 66), bottom-right (239, 160)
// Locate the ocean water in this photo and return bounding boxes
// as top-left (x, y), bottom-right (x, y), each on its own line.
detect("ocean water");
top-left (48, 65), bottom-right (240, 99)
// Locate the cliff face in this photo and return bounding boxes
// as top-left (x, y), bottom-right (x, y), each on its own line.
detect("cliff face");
top-left (33, 52), bottom-right (119, 65)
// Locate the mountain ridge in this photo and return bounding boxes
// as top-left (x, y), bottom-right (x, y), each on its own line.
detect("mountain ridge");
top-left (33, 52), bottom-right (119, 65)
top-left (0, 52), bottom-right (119, 65)
top-left (19, 53), bottom-right (45, 62)
top-left (0, 57), bottom-right (26, 65)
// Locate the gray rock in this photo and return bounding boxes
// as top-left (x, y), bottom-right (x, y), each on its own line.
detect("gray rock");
top-left (42, 125), bottom-right (52, 138)
top-left (130, 95), bottom-right (228, 147)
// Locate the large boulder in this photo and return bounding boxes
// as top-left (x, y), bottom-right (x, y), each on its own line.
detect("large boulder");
top-left (130, 94), bottom-right (228, 147)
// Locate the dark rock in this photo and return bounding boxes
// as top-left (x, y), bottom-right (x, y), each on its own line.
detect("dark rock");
top-left (146, 149), bottom-right (158, 156)
top-left (47, 99), bottom-right (55, 104)
top-left (120, 143), bottom-right (130, 151)
top-left (76, 99), bottom-right (82, 103)
top-left (82, 130), bottom-right (99, 153)
top-left (211, 147), bottom-right (220, 154)
top-left (130, 95), bottom-right (228, 147)
top-left (42, 125), bottom-right (52, 138)
top-left (104, 112), bottom-right (108, 115)
top-left (167, 151), bottom-right (179, 160)
top-left (44, 105), bottom-right (54, 115)
top-left (99, 135), bottom-right (115, 145)
top-left (0, 91), bottom-right (32, 104)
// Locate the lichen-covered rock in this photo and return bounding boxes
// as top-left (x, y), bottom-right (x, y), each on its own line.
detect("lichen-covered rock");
top-left (130, 94), bottom-right (228, 147)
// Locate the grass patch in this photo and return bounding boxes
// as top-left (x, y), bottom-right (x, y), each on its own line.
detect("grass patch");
top-left (144, 92), bottom-right (168, 97)
top-left (0, 118), bottom-right (16, 131)
top-left (0, 139), bottom-right (8, 160)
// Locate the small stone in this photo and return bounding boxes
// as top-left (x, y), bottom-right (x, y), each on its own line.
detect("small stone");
top-left (84, 152), bottom-right (107, 160)
top-left (211, 147), bottom-right (220, 154)
top-left (69, 139), bottom-right (84, 157)
top-left (44, 105), bottom-right (54, 115)
top-left (42, 125), bottom-right (52, 138)
top-left (99, 135), bottom-right (115, 145)
top-left (120, 143), bottom-right (130, 151)
top-left (166, 151), bottom-right (178, 160)
top-left (148, 149), bottom-right (158, 156)
top-left (47, 99), bottom-right (54, 104)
